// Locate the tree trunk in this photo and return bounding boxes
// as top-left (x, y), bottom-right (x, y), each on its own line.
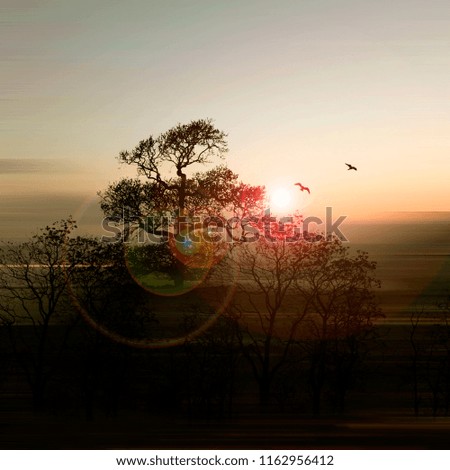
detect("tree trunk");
top-left (258, 377), bottom-right (271, 412)
top-left (309, 345), bottom-right (326, 416)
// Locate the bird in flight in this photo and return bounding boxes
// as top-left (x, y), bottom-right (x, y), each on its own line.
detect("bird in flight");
top-left (345, 163), bottom-right (357, 171)
top-left (295, 182), bottom-right (310, 194)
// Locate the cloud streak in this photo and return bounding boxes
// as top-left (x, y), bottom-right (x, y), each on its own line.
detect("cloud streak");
top-left (0, 192), bottom-right (103, 241)
top-left (0, 158), bottom-right (60, 174)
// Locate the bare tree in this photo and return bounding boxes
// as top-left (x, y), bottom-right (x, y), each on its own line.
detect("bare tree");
top-left (227, 236), bottom-right (310, 409)
top-left (295, 239), bottom-right (383, 414)
top-left (117, 118), bottom-right (228, 216)
top-left (180, 311), bottom-right (241, 419)
top-left (409, 296), bottom-right (450, 416)
top-left (0, 219), bottom-right (85, 409)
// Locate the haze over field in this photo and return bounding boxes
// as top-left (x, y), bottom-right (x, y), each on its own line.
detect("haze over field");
top-left (346, 213), bottom-right (450, 318)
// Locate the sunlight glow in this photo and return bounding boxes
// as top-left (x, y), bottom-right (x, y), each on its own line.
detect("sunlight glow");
top-left (269, 187), bottom-right (294, 213)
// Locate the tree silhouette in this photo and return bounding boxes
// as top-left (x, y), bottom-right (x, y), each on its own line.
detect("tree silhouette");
top-left (295, 239), bottom-right (383, 414)
top-left (0, 219), bottom-right (85, 409)
top-left (180, 311), bottom-right (241, 419)
top-left (99, 118), bottom-right (264, 288)
top-left (226, 236), bottom-right (310, 409)
top-left (409, 296), bottom-right (450, 416)
top-left (117, 118), bottom-right (228, 216)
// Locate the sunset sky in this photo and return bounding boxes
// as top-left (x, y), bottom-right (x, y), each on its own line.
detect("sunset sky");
top-left (2, 0), bottom-right (450, 239)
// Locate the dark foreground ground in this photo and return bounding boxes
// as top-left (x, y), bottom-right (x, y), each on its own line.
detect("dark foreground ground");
top-left (0, 324), bottom-right (450, 450)
top-left (1, 217), bottom-right (449, 450)
top-left (1, 410), bottom-right (450, 449)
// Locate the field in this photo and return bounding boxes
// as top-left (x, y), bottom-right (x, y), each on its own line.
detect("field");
top-left (0, 213), bottom-right (449, 449)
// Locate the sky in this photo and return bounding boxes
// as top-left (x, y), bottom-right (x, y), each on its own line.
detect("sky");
top-left (2, 0), bottom-right (450, 239)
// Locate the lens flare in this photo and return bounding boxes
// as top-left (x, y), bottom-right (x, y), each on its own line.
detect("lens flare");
top-left (66, 246), bottom-right (238, 350)
top-left (124, 227), bottom-right (228, 297)
top-left (269, 187), bottom-right (294, 213)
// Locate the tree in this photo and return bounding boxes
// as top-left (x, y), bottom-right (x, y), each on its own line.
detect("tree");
top-left (99, 118), bottom-right (264, 289)
top-left (55, 233), bottom-right (156, 419)
top-left (117, 118), bottom-right (228, 216)
top-left (0, 219), bottom-right (85, 409)
top-left (227, 236), bottom-right (310, 409)
top-left (180, 311), bottom-right (241, 419)
top-left (68, 237), bottom-right (153, 340)
top-left (225, 232), bottom-right (383, 413)
top-left (409, 296), bottom-right (450, 416)
top-left (295, 239), bottom-right (383, 414)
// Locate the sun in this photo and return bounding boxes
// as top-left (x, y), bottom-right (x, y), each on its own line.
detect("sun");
top-left (269, 187), bottom-right (294, 213)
